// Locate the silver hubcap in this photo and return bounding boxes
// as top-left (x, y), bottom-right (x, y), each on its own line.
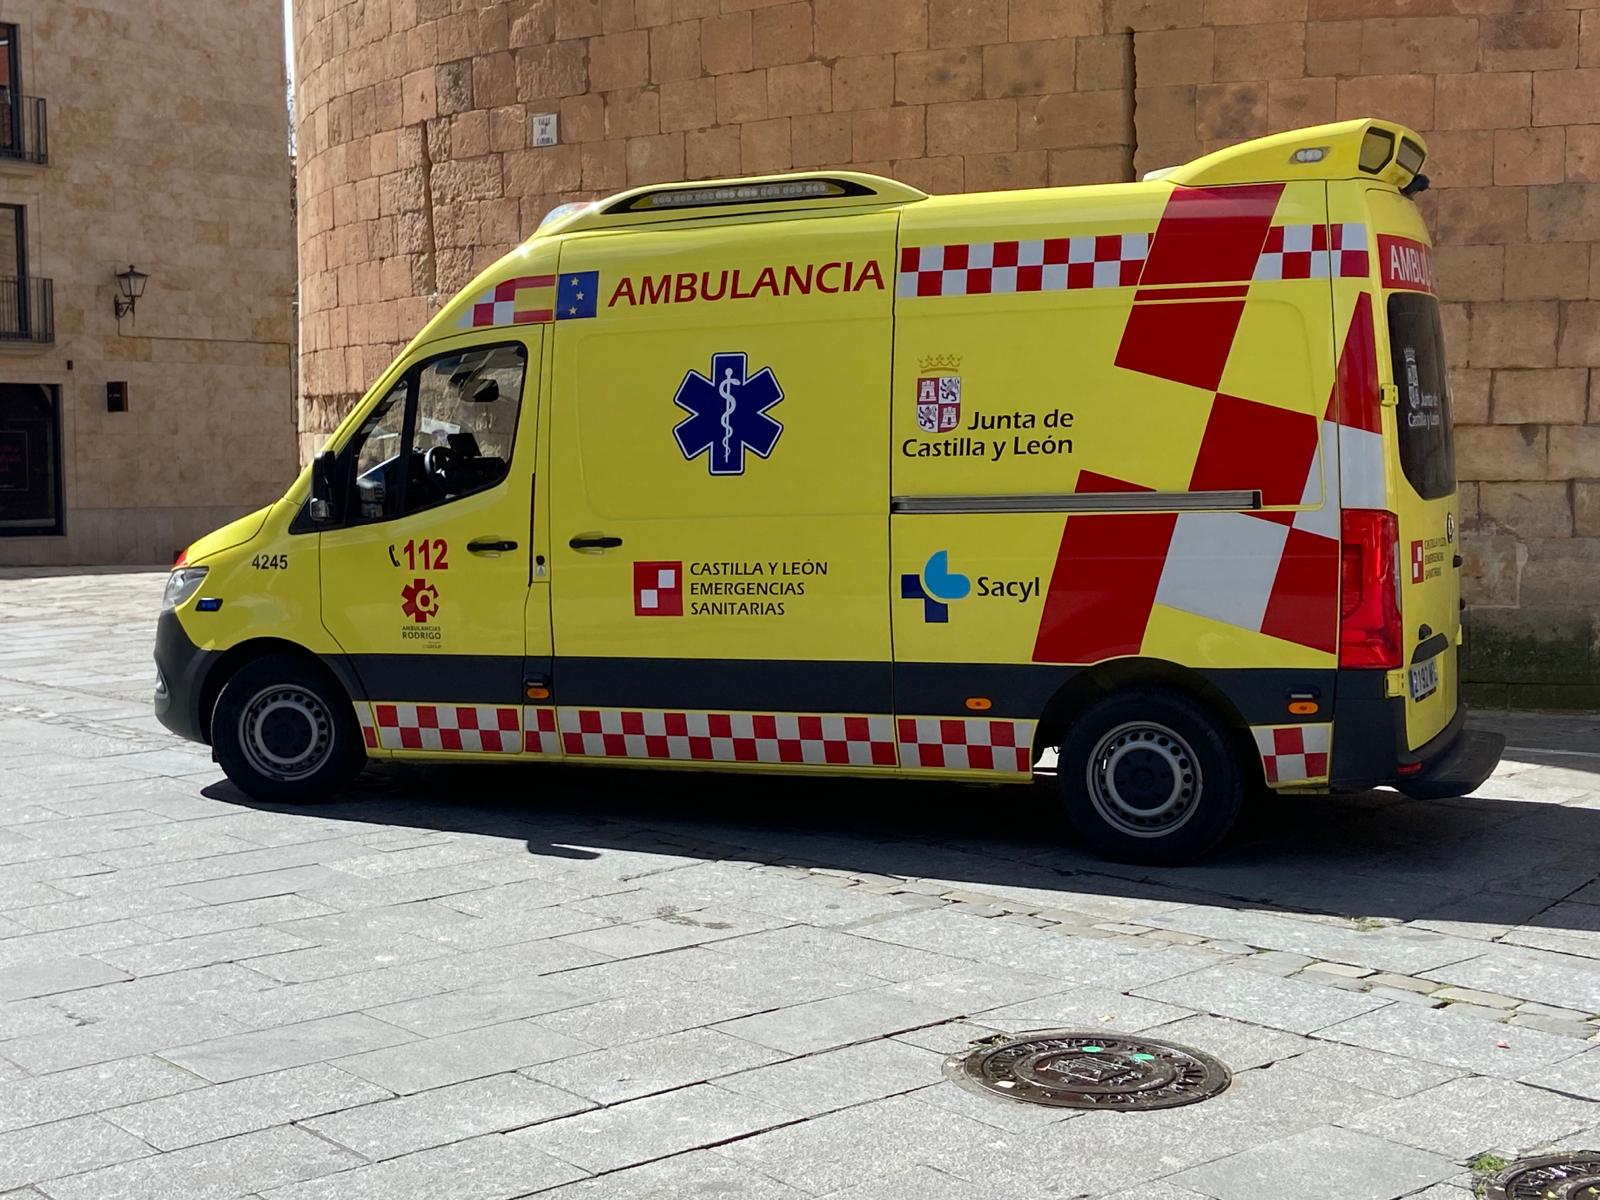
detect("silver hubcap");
top-left (238, 685), bottom-right (334, 782)
top-left (1086, 721), bottom-right (1202, 839)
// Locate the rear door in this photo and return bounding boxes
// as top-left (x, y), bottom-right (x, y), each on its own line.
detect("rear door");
top-left (1367, 188), bottom-right (1458, 749)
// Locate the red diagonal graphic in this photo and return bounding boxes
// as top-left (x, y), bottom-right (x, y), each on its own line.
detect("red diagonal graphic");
top-left (1116, 297), bottom-right (1250, 393)
top-left (1032, 471), bottom-right (1177, 664)
top-left (1138, 184), bottom-right (1285, 286)
top-left (1259, 526), bottom-right (1339, 653)
top-left (1114, 183), bottom-right (1284, 393)
top-left (1327, 291), bottom-right (1381, 432)
top-left (1190, 392), bottom-right (1320, 508)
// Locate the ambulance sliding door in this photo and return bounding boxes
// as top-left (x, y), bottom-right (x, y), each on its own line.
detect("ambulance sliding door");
top-left (547, 213), bottom-right (897, 746)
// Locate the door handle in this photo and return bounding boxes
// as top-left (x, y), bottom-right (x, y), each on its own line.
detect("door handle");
top-left (569, 534), bottom-right (623, 551)
top-left (468, 538), bottom-right (518, 555)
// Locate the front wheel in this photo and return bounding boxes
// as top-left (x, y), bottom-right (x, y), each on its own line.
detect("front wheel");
top-left (212, 653), bottom-right (363, 803)
top-left (1058, 688), bottom-right (1244, 864)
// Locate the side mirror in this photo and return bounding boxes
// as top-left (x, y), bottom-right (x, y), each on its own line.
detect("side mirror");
top-left (470, 378), bottom-right (499, 404)
top-left (309, 449), bottom-right (338, 523)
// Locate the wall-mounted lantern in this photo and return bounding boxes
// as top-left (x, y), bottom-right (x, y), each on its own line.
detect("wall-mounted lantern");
top-left (113, 264), bottom-right (148, 320)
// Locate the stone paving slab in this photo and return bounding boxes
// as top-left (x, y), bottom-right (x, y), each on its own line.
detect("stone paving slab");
top-left (333, 1018), bottom-right (593, 1094)
top-left (256, 1132), bottom-right (588, 1200)
top-left (0, 1055), bottom-right (201, 1134)
top-left (525, 1027), bottom-right (784, 1105)
top-left (534, 1149), bottom-right (804, 1200)
top-left (102, 1063), bottom-right (389, 1150)
top-left (1444, 946), bottom-right (1600, 1012)
top-left (158, 1013), bottom-right (417, 1083)
top-left (0, 1114), bottom-right (153, 1192)
top-left (0, 956), bottom-right (130, 1001)
top-left (510, 1083), bottom-right (794, 1175)
top-left (301, 1072), bottom-right (592, 1161)
top-left (37, 1125), bottom-right (362, 1200)
top-left (1170, 1125), bottom-right (1457, 1200)
top-left (2, 570), bottom-right (1599, 1199)
top-left (1517, 1046), bottom-right (1600, 1102)
top-left (1317, 1002), bottom-right (1592, 1080)
top-left (1132, 963), bottom-right (1389, 1034)
top-left (1340, 1075), bottom-right (1599, 1160)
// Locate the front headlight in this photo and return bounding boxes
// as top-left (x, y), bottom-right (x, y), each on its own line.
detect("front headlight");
top-left (162, 567), bottom-right (209, 612)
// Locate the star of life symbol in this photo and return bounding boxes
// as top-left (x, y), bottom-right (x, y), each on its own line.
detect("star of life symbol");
top-left (672, 352), bottom-right (783, 476)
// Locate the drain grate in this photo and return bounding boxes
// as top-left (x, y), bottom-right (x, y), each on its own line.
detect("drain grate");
top-left (1486, 1153), bottom-right (1600, 1200)
top-left (948, 1030), bottom-right (1231, 1111)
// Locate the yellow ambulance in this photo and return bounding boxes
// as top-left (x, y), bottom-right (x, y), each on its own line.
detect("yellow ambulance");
top-left (155, 117), bottom-right (1503, 862)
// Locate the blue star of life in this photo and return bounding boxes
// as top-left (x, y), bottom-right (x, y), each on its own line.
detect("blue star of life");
top-left (672, 352), bottom-right (784, 476)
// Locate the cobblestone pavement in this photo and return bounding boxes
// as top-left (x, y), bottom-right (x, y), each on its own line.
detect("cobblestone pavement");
top-left (1, 569), bottom-right (1597, 1199)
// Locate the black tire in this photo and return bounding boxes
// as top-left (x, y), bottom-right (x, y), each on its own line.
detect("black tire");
top-left (212, 653), bottom-right (364, 803)
top-left (1058, 687), bottom-right (1244, 865)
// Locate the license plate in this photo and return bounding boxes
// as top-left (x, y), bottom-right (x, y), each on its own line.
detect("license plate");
top-left (1409, 656), bottom-right (1439, 703)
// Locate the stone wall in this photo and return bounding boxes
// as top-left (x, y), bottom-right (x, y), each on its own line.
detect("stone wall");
top-left (0, 0), bottom-right (298, 567)
top-left (291, 0), bottom-right (1600, 704)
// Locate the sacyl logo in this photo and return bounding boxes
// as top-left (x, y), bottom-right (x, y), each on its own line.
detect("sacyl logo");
top-left (901, 550), bottom-right (970, 623)
top-left (901, 551), bottom-right (1043, 623)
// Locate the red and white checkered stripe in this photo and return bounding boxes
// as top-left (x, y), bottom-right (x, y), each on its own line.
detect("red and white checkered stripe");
top-left (897, 234), bottom-right (1149, 299)
top-left (896, 717), bottom-right (1035, 774)
top-left (355, 704), bottom-right (379, 750)
top-left (1254, 223), bottom-right (1368, 282)
top-left (1253, 723), bottom-right (1331, 784)
top-left (523, 706), bottom-right (560, 755)
top-left (558, 708), bottom-right (898, 767)
top-left (371, 703), bottom-right (521, 752)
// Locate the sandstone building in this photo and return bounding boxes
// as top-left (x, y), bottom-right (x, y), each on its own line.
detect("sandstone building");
top-left (0, 0), bottom-right (296, 566)
top-left (291, 0), bottom-right (1600, 704)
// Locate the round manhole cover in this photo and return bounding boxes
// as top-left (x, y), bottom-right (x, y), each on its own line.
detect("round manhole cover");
top-left (1486, 1153), bottom-right (1600, 1200)
top-left (947, 1030), bottom-right (1231, 1111)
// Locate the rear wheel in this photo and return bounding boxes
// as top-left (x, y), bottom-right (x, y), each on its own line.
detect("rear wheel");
top-left (1058, 687), bottom-right (1244, 864)
top-left (212, 653), bottom-right (363, 803)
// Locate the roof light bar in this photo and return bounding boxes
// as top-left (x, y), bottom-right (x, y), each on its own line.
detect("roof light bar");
top-left (1291, 146), bottom-right (1329, 164)
top-left (641, 180), bottom-right (839, 209)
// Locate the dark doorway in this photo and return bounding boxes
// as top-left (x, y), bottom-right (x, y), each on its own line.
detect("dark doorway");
top-left (0, 383), bottom-right (62, 536)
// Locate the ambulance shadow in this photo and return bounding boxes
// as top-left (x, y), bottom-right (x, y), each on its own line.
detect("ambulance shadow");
top-left (207, 712), bottom-right (1600, 933)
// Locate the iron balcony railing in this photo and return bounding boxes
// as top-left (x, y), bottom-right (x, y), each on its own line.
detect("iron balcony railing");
top-left (0, 276), bottom-right (54, 343)
top-left (0, 93), bottom-right (46, 165)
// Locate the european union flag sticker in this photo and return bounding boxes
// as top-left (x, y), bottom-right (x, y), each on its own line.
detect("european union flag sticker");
top-left (556, 271), bottom-right (599, 320)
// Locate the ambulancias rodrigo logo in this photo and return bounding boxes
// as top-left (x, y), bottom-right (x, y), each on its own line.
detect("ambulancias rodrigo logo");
top-left (900, 550), bottom-right (970, 622)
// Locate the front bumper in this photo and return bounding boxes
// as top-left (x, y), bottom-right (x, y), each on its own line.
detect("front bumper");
top-left (153, 609), bottom-right (219, 745)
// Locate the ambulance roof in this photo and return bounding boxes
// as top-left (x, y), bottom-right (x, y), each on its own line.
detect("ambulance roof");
top-left (533, 117), bottom-right (1424, 240)
top-left (410, 118), bottom-right (1423, 352)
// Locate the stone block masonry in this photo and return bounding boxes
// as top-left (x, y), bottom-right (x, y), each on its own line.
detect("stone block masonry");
top-left (292, 0), bottom-right (1600, 701)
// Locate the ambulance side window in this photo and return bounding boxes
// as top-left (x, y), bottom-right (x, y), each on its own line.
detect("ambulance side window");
top-left (339, 342), bottom-right (526, 525)
top-left (1387, 294), bottom-right (1456, 501)
top-left (348, 382), bottom-right (409, 522)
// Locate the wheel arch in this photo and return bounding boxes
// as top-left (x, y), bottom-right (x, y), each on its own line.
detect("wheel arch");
top-left (1033, 658), bottom-right (1262, 785)
top-left (198, 638), bottom-right (355, 743)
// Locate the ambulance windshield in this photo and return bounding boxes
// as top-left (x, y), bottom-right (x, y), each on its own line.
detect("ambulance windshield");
top-left (1387, 293), bottom-right (1455, 501)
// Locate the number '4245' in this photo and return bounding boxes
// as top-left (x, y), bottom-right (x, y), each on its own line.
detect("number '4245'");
top-left (250, 554), bottom-right (288, 570)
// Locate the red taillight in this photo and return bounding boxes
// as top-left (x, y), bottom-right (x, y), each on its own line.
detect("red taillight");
top-left (1339, 509), bottom-right (1402, 669)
